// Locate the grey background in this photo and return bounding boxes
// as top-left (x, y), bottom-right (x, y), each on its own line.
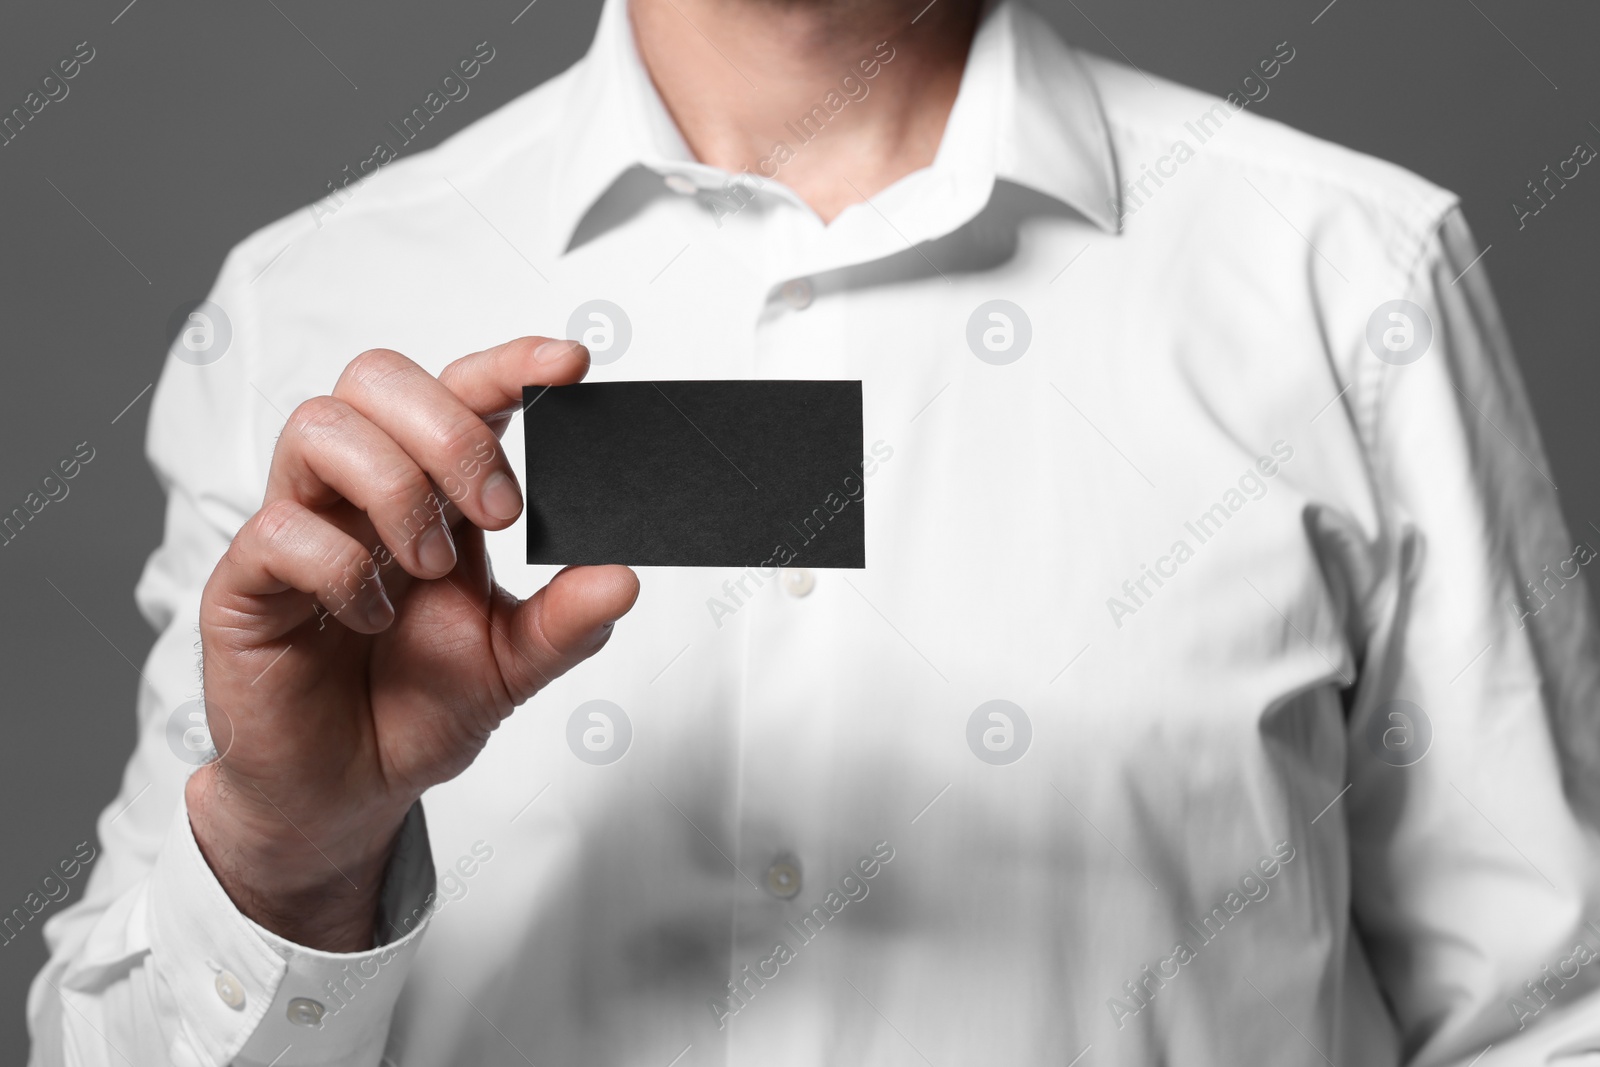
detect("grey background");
top-left (2, 0), bottom-right (1596, 1054)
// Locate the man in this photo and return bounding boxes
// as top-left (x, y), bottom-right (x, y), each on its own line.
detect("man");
top-left (27, 0), bottom-right (1600, 1061)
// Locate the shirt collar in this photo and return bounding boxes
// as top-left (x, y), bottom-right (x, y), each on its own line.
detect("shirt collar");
top-left (546, 0), bottom-right (1122, 254)
top-left (985, 1), bottom-right (1122, 234)
top-left (546, 0), bottom-right (692, 251)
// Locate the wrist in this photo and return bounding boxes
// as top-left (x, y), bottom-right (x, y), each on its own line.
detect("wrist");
top-left (185, 765), bottom-right (409, 951)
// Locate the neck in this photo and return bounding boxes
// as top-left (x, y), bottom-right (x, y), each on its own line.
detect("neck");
top-left (629, 0), bottom-right (983, 222)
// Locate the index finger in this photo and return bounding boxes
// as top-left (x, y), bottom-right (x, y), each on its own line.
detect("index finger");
top-left (440, 335), bottom-right (590, 436)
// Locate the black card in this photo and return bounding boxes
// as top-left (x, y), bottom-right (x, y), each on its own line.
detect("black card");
top-left (523, 380), bottom-right (865, 568)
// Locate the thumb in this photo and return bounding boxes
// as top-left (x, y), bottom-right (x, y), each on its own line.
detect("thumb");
top-left (493, 564), bottom-right (640, 701)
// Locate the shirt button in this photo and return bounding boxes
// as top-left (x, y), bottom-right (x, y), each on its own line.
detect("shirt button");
top-left (765, 858), bottom-right (802, 899)
top-left (780, 278), bottom-right (813, 310)
top-left (214, 970), bottom-right (246, 1010)
top-left (663, 173), bottom-right (698, 196)
top-left (781, 568), bottom-right (815, 597)
top-left (287, 996), bottom-right (327, 1027)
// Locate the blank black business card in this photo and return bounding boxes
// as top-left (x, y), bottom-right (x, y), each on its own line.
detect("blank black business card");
top-left (523, 380), bottom-right (865, 568)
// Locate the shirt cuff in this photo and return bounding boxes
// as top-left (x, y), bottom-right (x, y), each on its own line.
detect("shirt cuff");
top-left (147, 795), bottom-right (436, 1067)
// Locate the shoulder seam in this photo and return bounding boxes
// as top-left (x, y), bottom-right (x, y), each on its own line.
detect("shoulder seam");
top-left (1102, 109), bottom-right (1458, 250)
top-left (1350, 202), bottom-right (1462, 495)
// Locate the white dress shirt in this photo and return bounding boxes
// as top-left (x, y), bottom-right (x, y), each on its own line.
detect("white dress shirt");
top-left (28, 0), bottom-right (1600, 1063)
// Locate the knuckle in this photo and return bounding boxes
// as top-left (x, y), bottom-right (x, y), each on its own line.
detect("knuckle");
top-left (441, 338), bottom-right (514, 383)
top-left (439, 352), bottom-right (473, 385)
top-left (323, 540), bottom-right (372, 587)
top-left (251, 499), bottom-right (304, 547)
top-left (524, 598), bottom-right (574, 663)
top-left (338, 348), bottom-right (407, 395)
top-left (284, 395), bottom-right (350, 444)
top-left (432, 415), bottom-right (492, 462)
top-left (197, 586), bottom-right (241, 637)
top-left (372, 461), bottom-right (433, 511)
top-left (388, 494), bottom-right (445, 545)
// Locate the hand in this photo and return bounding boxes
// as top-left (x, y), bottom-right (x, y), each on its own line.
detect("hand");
top-left (187, 337), bottom-right (639, 951)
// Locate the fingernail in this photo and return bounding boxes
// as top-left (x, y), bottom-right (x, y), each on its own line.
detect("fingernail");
top-left (534, 339), bottom-right (587, 365)
top-left (481, 471), bottom-right (522, 522)
top-left (418, 523), bottom-right (457, 576)
top-left (362, 590), bottom-right (395, 630)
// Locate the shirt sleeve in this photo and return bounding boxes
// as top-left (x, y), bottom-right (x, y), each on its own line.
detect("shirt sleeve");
top-left (26, 228), bottom-right (437, 1067)
top-left (1340, 204), bottom-right (1600, 1065)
